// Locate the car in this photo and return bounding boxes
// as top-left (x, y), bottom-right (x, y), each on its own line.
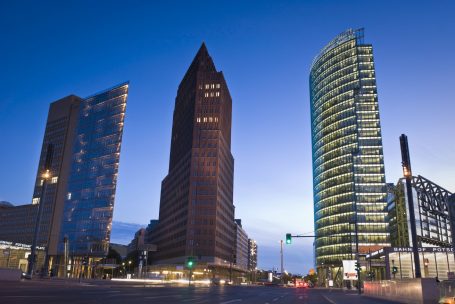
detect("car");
top-left (296, 280), bottom-right (309, 288)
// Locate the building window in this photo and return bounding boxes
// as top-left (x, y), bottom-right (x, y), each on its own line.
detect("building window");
top-left (32, 198), bottom-right (40, 205)
top-left (67, 192), bottom-right (72, 200)
top-left (214, 117), bottom-right (219, 122)
top-left (197, 117), bottom-right (201, 123)
top-left (216, 84), bottom-right (220, 88)
top-left (216, 92), bottom-right (220, 97)
top-left (204, 92), bottom-right (209, 97)
top-left (205, 84), bottom-right (209, 89)
top-left (211, 84), bottom-right (215, 89)
top-left (51, 176), bottom-right (58, 184)
top-left (210, 92), bottom-right (214, 97)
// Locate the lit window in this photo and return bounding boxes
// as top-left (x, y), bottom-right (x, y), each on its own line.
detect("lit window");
top-left (216, 84), bottom-right (220, 88)
top-left (67, 192), bottom-right (72, 200)
top-left (211, 84), bottom-right (215, 89)
top-left (32, 198), bottom-right (40, 205)
top-left (205, 84), bottom-right (209, 89)
top-left (204, 92), bottom-right (209, 97)
top-left (216, 92), bottom-right (220, 97)
top-left (51, 176), bottom-right (58, 184)
top-left (197, 117), bottom-right (201, 123)
top-left (209, 117), bottom-right (213, 122)
top-left (203, 117), bottom-right (207, 122)
top-left (40, 180), bottom-right (44, 186)
top-left (210, 92), bottom-right (214, 97)
top-left (214, 117), bottom-right (219, 122)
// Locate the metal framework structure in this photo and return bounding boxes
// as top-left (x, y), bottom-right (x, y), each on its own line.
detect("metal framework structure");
top-left (412, 175), bottom-right (452, 218)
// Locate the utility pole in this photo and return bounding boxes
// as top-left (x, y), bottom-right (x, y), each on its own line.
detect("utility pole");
top-left (400, 134), bottom-right (421, 278)
top-left (27, 144), bottom-right (53, 279)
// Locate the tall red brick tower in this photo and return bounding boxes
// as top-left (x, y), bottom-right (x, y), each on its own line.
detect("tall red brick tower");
top-left (151, 44), bottom-right (235, 267)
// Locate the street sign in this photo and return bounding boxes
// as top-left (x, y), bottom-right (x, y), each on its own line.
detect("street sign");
top-left (342, 260), bottom-right (358, 280)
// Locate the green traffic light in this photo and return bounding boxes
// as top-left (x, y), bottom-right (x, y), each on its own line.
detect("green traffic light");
top-left (285, 233), bottom-right (292, 244)
top-left (187, 257), bottom-right (194, 268)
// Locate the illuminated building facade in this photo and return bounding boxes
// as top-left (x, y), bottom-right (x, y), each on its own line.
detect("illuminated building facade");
top-left (0, 83), bottom-right (128, 275)
top-left (247, 239), bottom-right (257, 271)
top-left (59, 83), bottom-right (129, 258)
top-left (310, 29), bottom-right (389, 268)
top-left (388, 176), bottom-right (453, 248)
top-left (150, 43), bottom-right (235, 268)
top-left (234, 219), bottom-right (249, 271)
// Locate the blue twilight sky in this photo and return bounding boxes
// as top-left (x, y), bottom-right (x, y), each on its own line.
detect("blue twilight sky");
top-left (1, 1), bottom-right (454, 274)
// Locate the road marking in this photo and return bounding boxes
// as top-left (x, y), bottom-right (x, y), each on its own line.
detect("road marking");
top-left (220, 299), bottom-right (242, 304)
top-left (322, 295), bottom-right (337, 304)
top-left (144, 295), bottom-right (177, 299)
top-left (4, 296), bottom-right (55, 298)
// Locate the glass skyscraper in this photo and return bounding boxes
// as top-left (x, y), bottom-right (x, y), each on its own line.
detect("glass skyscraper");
top-left (60, 83), bottom-right (129, 257)
top-left (310, 29), bottom-right (389, 269)
top-left (0, 83), bottom-right (128, 277)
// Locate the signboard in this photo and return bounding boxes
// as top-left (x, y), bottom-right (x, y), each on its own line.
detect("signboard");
top-left (389, 247), bottom-right (454, 253)
top-left (342, 260), bottom-right (358, 280)
top-left (328, 280), bottom-right (333, 287)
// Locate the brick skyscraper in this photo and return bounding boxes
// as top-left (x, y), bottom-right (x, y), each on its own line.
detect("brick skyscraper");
top-left (151, 44), bottom-right (235, 267)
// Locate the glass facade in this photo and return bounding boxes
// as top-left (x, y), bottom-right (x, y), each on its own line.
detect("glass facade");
top-left (310, 29), bottom-right (389, 266)
top-left (388, 176), bottom-right (452, 248)
top-left (59, 83), bottom-right (128, 257)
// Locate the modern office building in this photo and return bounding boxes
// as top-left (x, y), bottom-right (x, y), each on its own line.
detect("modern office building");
top-left (247, 239), bottom-right (258, 271)
top-left (234, 219), bottom-right (249, 271)
top-left (388, 176), bottom-right (453, 248)
top-left (0, 83), bottom-right (129, 275)
top-left (0, 202), bottom-right (38, 245)
top-left (310, 29), bottom-right (389, 271)
top-left (367, 175), bottom-right (454, 280)
top-left (149, 43), bottom-right (235, 269)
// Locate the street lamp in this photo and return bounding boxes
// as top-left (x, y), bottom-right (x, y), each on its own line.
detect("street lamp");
top-left (27, 144), bottom-right (54, 279)
top-left (128, 260), bottom-right (132, 275)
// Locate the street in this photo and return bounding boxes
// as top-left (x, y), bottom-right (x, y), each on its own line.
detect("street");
top-left (0, 280), bottom-right (403, 304)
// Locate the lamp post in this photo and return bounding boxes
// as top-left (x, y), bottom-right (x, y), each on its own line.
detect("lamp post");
top-left (63, 236), bottom-right (68, 278)
top-left (128, 260), bottom-right (132, 276)
top-left (27, 144), bottom-right (53, 279)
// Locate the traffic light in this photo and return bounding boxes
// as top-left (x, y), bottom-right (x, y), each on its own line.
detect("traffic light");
top-left (392, 266), bottom-right (398, 274)
top-left (286, 233), bottom-right (292, 244)
top-left (186, 256), bottom-right (195, 269)
top-left (355, 262), bottom-right (361, 272)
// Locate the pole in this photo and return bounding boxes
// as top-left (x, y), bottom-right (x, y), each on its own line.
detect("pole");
top-left (27, 178), bottom-right (47, 278)
top-left (63, 237), bottom-right (68, 278)
top-left (6, 247), bottom-right (11, 268)
top-left (27, 144), bottom-right (53, 279)
top-left (400, 134), bottom-right (421, 278)
top-left (280, 240), bottom-right (284, 282)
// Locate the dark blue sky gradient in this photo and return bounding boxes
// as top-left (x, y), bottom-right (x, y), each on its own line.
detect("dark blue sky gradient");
top-left (1, 1), bottom-right (454, 274)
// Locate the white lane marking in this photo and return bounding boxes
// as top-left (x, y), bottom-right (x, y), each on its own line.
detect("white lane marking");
top-left (220, 299), bottom-right (242, 304)
top-left (144, 295), bottom-right (177, 299)
top-left (322, 295), bottom-right (337, 304)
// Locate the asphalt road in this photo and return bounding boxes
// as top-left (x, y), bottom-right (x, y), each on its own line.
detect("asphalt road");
top-left (0, 280), bottom-right (403, 304)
